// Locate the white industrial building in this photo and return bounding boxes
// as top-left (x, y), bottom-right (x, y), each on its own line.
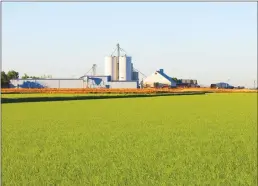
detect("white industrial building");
top-left (10, 76), bottom-right (139, 89)
top-left (143, 69), bottom-right (177, 88)
top-left (10, 78), bottom-right (85, 89)
top-left (84, 75), bottom-right (138, 89)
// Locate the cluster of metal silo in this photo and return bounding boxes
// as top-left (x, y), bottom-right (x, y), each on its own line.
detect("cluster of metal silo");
top-left (103, 43), bottom-right (141, 86)
top-left (104, 55), bottom-right (133, 81)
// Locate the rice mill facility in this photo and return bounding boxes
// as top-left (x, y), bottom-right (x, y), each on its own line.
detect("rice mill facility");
top-left (81, 43), bottom-right (139, 88)
top-left (10, 44), bottom-right (140, 89)
top-left (9, 43), bottom-right (199, 89)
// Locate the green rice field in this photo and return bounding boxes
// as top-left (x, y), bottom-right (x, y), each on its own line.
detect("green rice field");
top-left (2, 93), bottom-right (257, 185)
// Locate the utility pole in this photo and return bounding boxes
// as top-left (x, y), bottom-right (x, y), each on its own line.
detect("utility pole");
top-left (254, 80), bottom-right (256, 89)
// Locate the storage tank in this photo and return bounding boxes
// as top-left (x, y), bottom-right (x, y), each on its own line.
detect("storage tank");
top-left (104, 56), bottom-right (113, 78)
top-left (104, 56), bottom-right (119, 81)
top-left (112, 57), bottom-right (119, 80)
top-left (119, 56), bottom-right (132, 81)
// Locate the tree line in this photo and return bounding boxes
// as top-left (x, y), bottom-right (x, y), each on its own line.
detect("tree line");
top-left (1, 70), bottom-right (52, 87)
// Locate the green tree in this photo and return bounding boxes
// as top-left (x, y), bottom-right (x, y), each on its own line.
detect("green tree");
top-left (7, 70), bottom-right (19, 80)
top-left (172, 77), bottom-right (178, 83)
top-left (30, 76), bottom-right (40, 79)
top-left (21, 73), bottom-right (30, 79)
top-left (1, 71), bottom-right (9, 86)
top-left (22, 73), bottom-right (42, 79)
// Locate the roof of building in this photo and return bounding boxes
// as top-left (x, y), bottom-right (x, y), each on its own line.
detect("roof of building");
top-left (84, 75), bottom-right (110, 77)
top-left (156, 69), bottom-right (176, 84)
top-left (12, 78), bottom-right (84, 80)
top-left (110, 80), bottom-right (138, 82)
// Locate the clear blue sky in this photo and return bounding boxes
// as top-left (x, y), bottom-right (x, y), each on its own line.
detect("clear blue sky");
top-left (3, 2), bottom-right (257, 87)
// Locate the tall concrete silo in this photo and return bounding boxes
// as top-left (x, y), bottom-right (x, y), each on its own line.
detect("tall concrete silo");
top-left (119, 56), bottom-right (132, 81)
top-left (104, 56), bottom-right (119, 81)
top-left (104, 56), bottom-right (113, 78)
top-left (112, 56), bottom-right (119, 80)
top-left (105, 43), bottom-right (134, 81)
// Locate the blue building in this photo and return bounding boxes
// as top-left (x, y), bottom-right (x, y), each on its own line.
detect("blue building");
top-left (215, 82), bottom-right (234, 89)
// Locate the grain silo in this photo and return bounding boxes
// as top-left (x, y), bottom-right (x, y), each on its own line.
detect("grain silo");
top-left (119, 56), bottom-right (132, 81)
top-left (104, 56), bottom-right (119, 81)
top-left (103, 43), bottom-right (138, 88)
top-left (112, 56), bottom-right (119, 80)
top-left (104, 56), bottom-right (113, 77)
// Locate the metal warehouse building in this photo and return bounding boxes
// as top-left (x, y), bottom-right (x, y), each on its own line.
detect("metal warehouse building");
top-left (143, 69), bottom-right (177, 88)
top-left (85, 76), bottom-right (138, 88)
top-left (10, 78), bottom-right (85, 88)
top-left (10, 76), bottom-right (139, 89)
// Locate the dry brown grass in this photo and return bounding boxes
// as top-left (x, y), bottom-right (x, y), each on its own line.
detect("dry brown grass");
top-left (1, 88), bottom-right (257, 94)
top-left (175, 88), bottom-right (257, 93)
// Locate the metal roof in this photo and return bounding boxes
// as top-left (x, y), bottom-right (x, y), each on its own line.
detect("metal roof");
top-left (84, 75), bottom-right (110, 77)
top-left (13, 78), bottom-right (84, 80)
top-left (156, 70), bottom-right (176, 83)
top-left (110, 80), bottom-right (138, 82)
